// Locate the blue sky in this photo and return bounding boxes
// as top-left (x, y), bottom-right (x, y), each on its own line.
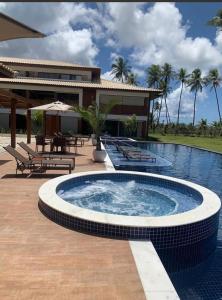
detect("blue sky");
top-left (0, 2), bottom-right (222, 124)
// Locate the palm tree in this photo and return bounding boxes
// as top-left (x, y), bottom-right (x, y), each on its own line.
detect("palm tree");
top-left (127, 72), bottom-right (139, 85)
top-left (176, 68), bottom-right (189, 126)
top-left (157, 80), bottom-right (171, 126)
top-left (73, 100), bottom-right (119, 150)
top-left (147, 64), bottom-right (161, 129)
top-left (207, 9), bottom-right (222, 29)
top-left (198, 118), bottom-right (208, 136)
top-left (111, 57), bottom-right (131, 83)
top-left (161, 63), bottom-right (175, 124)
top-left (147, 64), bottom-right (161, 88)
top-left (205, 68), bottom-right (222, 123)
top-left (187, 68), bottom-right (204, 127)
top-left (153, 101), bottom-right (161, 128)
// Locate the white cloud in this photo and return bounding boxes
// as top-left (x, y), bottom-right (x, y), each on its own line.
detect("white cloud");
top-left (1, 2), bottom-right (222, 75)
top-left (110, 52), bottom-right (119, 61)
top-left (0, 3), bottom-right (99, 65)
top-left (131, 67), bottom-right (145, 79)
top-left (162, 85), bottom-right (208, 122)
top-left (101, 71), bottom-right (113, 81)
top-left (105, 3), bottom-right (222, 72)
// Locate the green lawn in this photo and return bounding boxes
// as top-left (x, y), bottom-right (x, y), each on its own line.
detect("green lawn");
top-left (148, 133), bottom-right (222, 153)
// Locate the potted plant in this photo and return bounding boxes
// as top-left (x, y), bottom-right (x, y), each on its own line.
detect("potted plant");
top-left (74, 100), bottom-right (118, 162)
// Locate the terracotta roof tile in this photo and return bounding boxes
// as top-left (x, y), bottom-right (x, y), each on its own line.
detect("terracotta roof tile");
top-left (0, 77), bottom-right (161, 93)
top-left (0, 63), bottom-right (15, 77)
top-left (0, 57), bottom-right (100, 70)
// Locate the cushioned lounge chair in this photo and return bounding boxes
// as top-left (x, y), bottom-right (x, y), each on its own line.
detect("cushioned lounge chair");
top-left (124, 150), bottom-right (156, 162)
top-left (3, 145), bottom-right (74, 177)
top-left (18, 142), bottom-right (75, 167)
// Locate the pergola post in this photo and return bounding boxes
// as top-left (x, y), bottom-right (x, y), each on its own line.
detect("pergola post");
top-left (26, 106), bottom-right (31, 144)
top-left (10, 98), bottom-right (16, 148)
top-left (145, 95), bottom-right (151, 138)
top-left (26, 91), bottom-right (31, 144)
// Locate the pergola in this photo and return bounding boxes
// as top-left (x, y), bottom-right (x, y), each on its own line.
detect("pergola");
top-left (0, 12), bottom-right (45, 147)
top-left (0, 89), bottom-right (42, 147)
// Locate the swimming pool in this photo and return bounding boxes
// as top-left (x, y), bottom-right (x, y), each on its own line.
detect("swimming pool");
top-left (104, 141), bottom-right (222, 299)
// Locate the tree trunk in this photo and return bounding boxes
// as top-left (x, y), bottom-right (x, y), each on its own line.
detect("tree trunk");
top-left (157, 96), bottom-right (163, 126)
top-left (192, 90), bottom-right (197, 127)
top-left (214, 85), bottom-right (222, 123)
top-left (164, 96), bottom-right (169, 124)
top-left (177, 82), bottom-right (183, 126)
top-left (167, 105), bottom-right (171, 123)
top-left (96, 136), bottom-right (101, 151)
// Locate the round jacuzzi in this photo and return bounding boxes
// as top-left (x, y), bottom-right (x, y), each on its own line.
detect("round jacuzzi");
top-left (39, 171), bottom-right (221, 271)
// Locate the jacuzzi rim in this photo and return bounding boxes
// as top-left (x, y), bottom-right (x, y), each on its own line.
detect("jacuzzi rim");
top-left (38, 171), bottom-right (221, 228)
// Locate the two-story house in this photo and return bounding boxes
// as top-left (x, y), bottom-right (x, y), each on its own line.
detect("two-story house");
top-left (0, 57), bottom-right (161, 142)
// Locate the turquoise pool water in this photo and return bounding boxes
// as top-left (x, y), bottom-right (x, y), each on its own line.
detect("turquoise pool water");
top-left (57, 178), bottom-right (202, 217)
top-left (104, 140), bottom-right (222, 299)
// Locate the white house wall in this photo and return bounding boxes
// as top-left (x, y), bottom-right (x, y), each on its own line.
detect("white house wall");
top-left (96, 90), bottom-right (148, 123)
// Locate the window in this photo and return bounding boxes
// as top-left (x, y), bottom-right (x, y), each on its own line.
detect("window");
top-left (60, 74), bottom-right (70, 80)
top-left (17, 71), bottom-right (26, 77)
top-left (28, 71), bottom-right (38, 78)
top-left (70, 75), bottom-right (77, 80)
top-left (38, 72), bottom-right (60, 79)
top-left (15, 70), bottom-right (89, 82)
top-left (76, 75), bottom-right (82, 81)
top-left (57, 93), bottom-right (79, 105)
top-left (81, 75), bottom-right (88, 81)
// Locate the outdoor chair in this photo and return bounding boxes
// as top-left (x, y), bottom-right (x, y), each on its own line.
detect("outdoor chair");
top-left (18, 142), bottom-right (76, 167)
top-left (3, 145), bottom-right (74, 177)
top-left (35, 135), bottom-right (49, 152)
top-left (51, 136), bottom-right (67, 152)
top-left (65, 137), bottom-right (79, 154)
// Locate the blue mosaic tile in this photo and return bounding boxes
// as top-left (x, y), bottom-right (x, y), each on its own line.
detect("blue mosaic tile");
top-left (38, 199), bottom-right (219, 272)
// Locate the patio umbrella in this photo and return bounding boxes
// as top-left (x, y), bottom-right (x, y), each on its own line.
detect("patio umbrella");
top-left (30, 101), bottom-right (72, 112)
top-left (30, 101), bottom-right (73, 134)
top-left (0, 12), bottom-right (45, 42)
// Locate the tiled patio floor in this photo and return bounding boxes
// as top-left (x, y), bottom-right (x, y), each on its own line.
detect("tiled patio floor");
top-left (0, 134), bottom-right (35, 153)
top-left (0, 140), bottom-right (145, 300)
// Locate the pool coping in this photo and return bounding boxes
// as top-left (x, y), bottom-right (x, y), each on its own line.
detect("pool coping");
top-left (130, 241), bottom-right (180, 300)
top-left (38, 170), bottom-right (221, 228)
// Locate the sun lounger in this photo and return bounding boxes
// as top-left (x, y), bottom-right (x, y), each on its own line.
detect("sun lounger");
top-left (18, 142), bottom-right (76, 167)
top-left (124, 150), bottom-right (156, 162)
top-left (3, 145), bottom-right (74, 177)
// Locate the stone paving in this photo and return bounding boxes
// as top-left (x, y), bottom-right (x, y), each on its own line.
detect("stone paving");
top-left (0, 134), bottom-right (35, 152)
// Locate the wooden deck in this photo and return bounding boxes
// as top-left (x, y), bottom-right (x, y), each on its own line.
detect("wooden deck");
top-left (0, 141), bottom-right (145, 300)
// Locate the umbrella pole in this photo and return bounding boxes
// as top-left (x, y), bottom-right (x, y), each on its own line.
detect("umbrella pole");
top-left (43, 112), bottom-right (46, 136)
top-left (56, 112), bottom-right (60, 134)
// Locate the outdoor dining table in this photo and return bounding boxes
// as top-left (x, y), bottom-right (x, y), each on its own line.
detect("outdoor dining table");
top-left (48, 136), bottom-right (78, 154)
